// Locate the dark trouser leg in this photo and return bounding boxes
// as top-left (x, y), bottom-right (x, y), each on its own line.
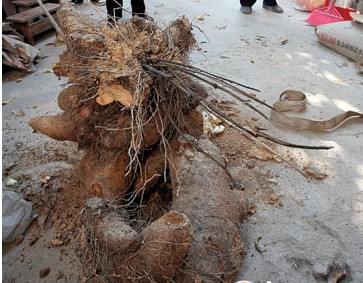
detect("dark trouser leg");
top-left (240, 0), bottom-right (257, 7)
top-left (131, 0), bottom-right (146, 17)
top-left (263, 0), bottom-right (278, 6)
top-left (106, 0), bottom-right (123, 20)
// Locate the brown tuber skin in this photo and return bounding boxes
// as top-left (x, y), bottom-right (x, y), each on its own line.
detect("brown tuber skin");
top-left (95, 212), bottom-right (140, 252)
top-left (81, 136), bottom-right (247, 282)
top-left (57, 84), bottom-right (86, 111)
top-left (133, 149), bottom-right (166, 197)
top-left (129, 211), bottom-right (194, 282)
top-left (96, 110), bottom-right (168, 151)
top-left (170, 135), bottom-right (248, 282)
top-left (79, 148), bottom-right (131, 200)
top-left (84, 198), bottom-right (141, 252)
top-left (29, 114), bottom-right (77, 142)
top-left (83, 201), bottom-right (194, 282)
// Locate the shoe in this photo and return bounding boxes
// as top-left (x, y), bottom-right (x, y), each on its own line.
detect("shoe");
top-left (90, 0), bottom-right (105, 6)
top-left (107, 16), bottom-right (120, 25)
top-left (262, 4), bottom-right (283, 13)
top-left (240, 6), bottom-right (252, 14)
top-left (143, 15), bottom-right (154, 21)
top-left (131, 12), bottom-right (154, 21)
top-left (71, 0), bottom-right (83, 4)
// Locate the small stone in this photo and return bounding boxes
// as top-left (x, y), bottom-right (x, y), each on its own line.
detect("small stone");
top-left (247, 204), bottom-right (257, 214)
top-left (59, 223), bottom-right (67, 231)
top-left (269, 194), bottom-right (279, 204)
top-left (15, 142), bottom-right (23, 149)
top-left (184, 148), bottom-right (195, 160)
top-left (15, 235), bottom-right (24, 245)
top-left (28, 235), bottom-right (39, 246)
top-left (51, 239), bottom-right (64, 246)
top-left (40, 173), bottom-right (51, 184)
top-left (245, 159), bottom-right (256, 168)
top-left (39, 268), bottom-right (50, 278)
top-left (267, 178), bottom-right (278, 184)
top-left (5, 178), bottom-right (18, 186)
top-left (56, 270), bottom-right (63, 280)
top-left (67, 223), bottom-right (75, 231)
top-left (12, 110), bottom-right (25, 117)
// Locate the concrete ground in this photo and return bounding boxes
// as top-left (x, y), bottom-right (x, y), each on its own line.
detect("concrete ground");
top-left (2, 0), bottom-right (363, 282)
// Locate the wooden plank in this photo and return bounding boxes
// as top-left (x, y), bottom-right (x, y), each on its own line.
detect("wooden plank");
top-left (6, 3), bottom-right (59, 23)
top-left (12, 0), bottom-right (47, 7)
top-left (12, 14), bottom-right (58, 45)
top-left (3, 0), bottom-right (18, 16)
top-left (29, 14), bottom-right (58, 38)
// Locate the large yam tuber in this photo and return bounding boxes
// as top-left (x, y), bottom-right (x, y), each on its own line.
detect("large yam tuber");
top-left (97, 107), bottom-right (170, 151)
top-left (84, 198), bottom-right (141, 252)
top-left (57, 84), bottom-right (86, 111)
top-left (56, 4), bottom-right (104, 55)
top-left (167, 16), bottom-right (196, 54)
top-left (96, 115), bottom-right (133, 151)
top-left (29, 114), bottom-right (77, 142)
top-left (79, 148), bottom-right (131, 200)
top-left (83, 205), bottom-right (193, 282)
top-left (29, 102), bottom-right (95, 144)
top-left (95, 212), bottom-right (140, 252)
top-left (129, 210), bottom-right (193, 282)
top-left (133, 149), bottom-right (166, 196)
top-left (170, 135), bottom-right (248, 282)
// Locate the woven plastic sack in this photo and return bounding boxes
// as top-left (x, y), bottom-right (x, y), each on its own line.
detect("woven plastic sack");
top-left (294, 0), bottom-right (325, 12)
top-left (2, 191), bottom-right (33, 242)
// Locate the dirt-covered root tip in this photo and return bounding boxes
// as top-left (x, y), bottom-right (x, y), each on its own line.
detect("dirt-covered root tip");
top-left (28, 114), bottom-right (77, 142)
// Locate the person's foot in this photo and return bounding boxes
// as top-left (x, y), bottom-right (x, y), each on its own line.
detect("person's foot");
top-left (143, 15), bottom-right (154, 21)
top-left (71, 0), bottom-right (83, 4)
top-left (90, 0), bottom-right (105, 6)
top-left (107, 16), bottom-right (120, 25)
top-left (240, 6), bottom-right (252, 14)
top-left (132, 12), bottom-right (154, 21)
top-left (262, 4), bottom-right (283, 13)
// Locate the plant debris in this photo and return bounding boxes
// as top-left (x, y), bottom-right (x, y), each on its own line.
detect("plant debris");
top-left (304, 164), bottom-right (328, 179)
top-left (39, 268), bottom-right (51, 278)
top-left (328, 269), bottom-right (346, 283)
top-left (12, 110), bottom-right (25, 117)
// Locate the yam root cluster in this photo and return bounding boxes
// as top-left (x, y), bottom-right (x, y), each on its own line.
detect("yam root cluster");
top-left (29, 4), bottom-right (248, 282)
top-left (80, 136), bottom-right (247, 282)
top-left (29, 3), bottom-right (205, 200)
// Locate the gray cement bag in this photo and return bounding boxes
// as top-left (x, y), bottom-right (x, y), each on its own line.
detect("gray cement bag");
top-left (316, 21), bottom-right (363, 65)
